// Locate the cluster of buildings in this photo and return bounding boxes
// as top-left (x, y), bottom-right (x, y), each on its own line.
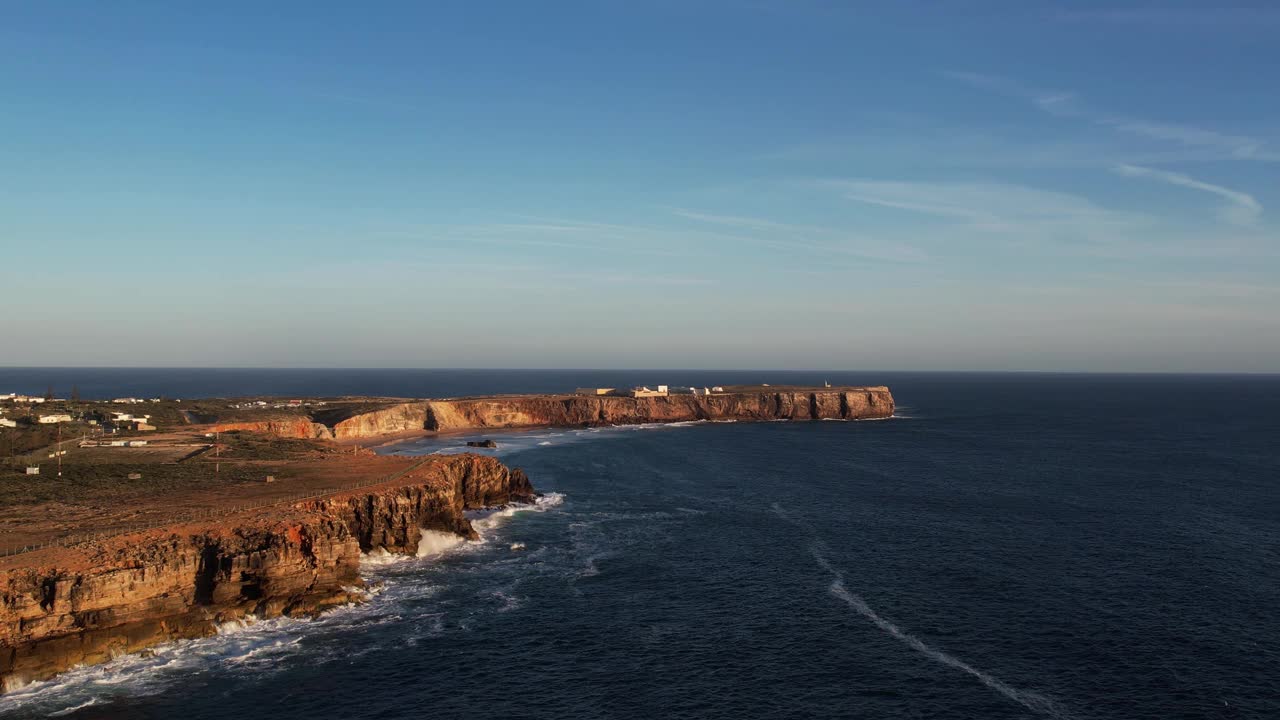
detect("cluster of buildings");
top-left (0, 401), bottom-right (157, 432)
top-left (0, 404), bottom-right (74, 427)
top-left (3, 394), bottom-right (170, 405)
top-left (226, 399), bottom-right (327, 410)
top-left (1, 393), bottom-right (50, 404)
top-left (575, 385), bottom-right (726, 398)
top-left (109, 412), bottom-right (156, 431)
top-left (0, 412), bottom-right (153, 430)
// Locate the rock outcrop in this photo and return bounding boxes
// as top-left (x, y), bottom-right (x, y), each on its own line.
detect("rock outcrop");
top-left (210, 419), bottom-right (332, 439)
top-left (323, 387), bottom-right (895, 439)
top-left (328, 402), bottom-right (429, 440)
top-left (0, 454), bottom-right (534, 692)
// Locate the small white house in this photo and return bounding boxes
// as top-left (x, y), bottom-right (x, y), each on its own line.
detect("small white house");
top-left (38, 414), bottom-right (73, 424)
top-left (0, 418), bottom-right (17, 428)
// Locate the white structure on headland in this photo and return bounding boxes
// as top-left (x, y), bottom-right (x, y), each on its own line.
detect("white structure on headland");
top-left (8, 395), bottom-right (46, 404)
top-left (575, 388), bottom-right (616, 396)
top-left (626, 386), bottom-right (668, 398)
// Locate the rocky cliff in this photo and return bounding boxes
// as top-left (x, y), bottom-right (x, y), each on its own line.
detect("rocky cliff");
top-left (330, 402), bottom-right (429, 439)
top-left (324, 387), bottom-right (895, 439)
top-left (0, 454), bottom-right (534, 692)
top-left (210, 419), bottom-right (333, 439)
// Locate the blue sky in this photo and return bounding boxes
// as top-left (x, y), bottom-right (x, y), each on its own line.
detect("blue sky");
top-left (2, 1), bottom-right (1277, 371)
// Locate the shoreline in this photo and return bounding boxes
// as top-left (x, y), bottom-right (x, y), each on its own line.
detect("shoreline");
top-left (0, 453), bottom-right (537, 692)
top-left (0, 383), bottom-right (894, 693)
top-left (318, 386), bottom-right (896, 441)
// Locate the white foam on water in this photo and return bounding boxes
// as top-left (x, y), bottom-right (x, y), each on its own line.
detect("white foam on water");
top-left (3, 491), bottom-right (569, 716)
top-left (468, 492), bottom-right (565, 540)
top-left (417, 530), bottom-right (465, 557)
top-left (490, 589), bottom-right (521, 613)
top-left (47, 697), bottom-right (98, 716)
top-left (361, 547), bottom-right (415, 567)
top-left (578, 552), bottom-right (609, 578)
top-left (0, 611), bottom-right (337, 715)
top-left (770, 503), bottom-right (1077, 720)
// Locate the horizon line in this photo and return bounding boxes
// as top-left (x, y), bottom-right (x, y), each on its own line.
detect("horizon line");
top-left (1, 366), bottom-right (1278, 377)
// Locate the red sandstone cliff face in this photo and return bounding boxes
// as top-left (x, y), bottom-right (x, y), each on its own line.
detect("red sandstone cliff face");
top-left (322, 388), bottom-right (895, 439)
top-left (0, 455), bottom-right (533, 692)
top-left (424, 388), bottom-right (893, 431)
top-left (330, 402), bottom-right (428, 439)
top-left (211, 419), bottom-right (333, 439)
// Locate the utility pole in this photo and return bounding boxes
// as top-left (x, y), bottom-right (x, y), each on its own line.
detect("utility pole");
top-left (215, 430), bottom-right (220, 474)
top-left (57, 423), bottom-right (62, 477)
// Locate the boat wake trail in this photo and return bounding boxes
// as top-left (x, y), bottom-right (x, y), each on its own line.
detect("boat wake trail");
top-left (770, 503), bottom-right (1078, 720)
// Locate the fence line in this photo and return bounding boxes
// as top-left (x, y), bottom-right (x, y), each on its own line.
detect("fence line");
top-left (0, 457), bottom-right (434, 559)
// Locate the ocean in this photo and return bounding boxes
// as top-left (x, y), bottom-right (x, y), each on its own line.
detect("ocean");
top-left (0, 371), bottom-right (1277, 719)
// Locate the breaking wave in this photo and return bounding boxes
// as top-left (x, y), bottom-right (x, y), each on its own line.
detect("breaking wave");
top-left (417, 530), bottom-right (465, 557)
top-left (0, 493), bottom-right (567, 718)
top-left (470, 492), bottom-right (565, 540)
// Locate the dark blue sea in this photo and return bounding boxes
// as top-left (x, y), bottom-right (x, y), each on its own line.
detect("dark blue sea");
top-left (1, 371), bottom-right (1277, 719)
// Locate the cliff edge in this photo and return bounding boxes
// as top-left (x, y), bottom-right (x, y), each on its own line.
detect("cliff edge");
top-left (319, 387), bottom-right (896, 439)
top-left (0, 454), bottom-right (534, 692)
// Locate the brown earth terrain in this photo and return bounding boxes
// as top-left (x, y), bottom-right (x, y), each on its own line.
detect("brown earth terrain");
top-left (0, 451), bottom-right (533, 692)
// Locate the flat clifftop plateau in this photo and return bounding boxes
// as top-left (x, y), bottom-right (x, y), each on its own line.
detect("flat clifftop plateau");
top-left (316, 386), bottom-right (895, 440)
top-left (0, 454), bottom-right (534, 692)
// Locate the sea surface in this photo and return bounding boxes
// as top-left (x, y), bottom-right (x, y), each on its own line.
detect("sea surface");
top-left (1, 371), bottom-right (1278, 719)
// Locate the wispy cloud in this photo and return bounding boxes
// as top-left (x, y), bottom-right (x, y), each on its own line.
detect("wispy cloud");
top-left (826, 178), bottom-right (1146, 233)
top-left (945, 71), bottom-right (1278, 162)
top-left (1113, 164), bottom-right (1262, 226)
top-left (669, 208), bottom-right (820, 233)
top-left (808, 178), bottom-right (1269, 261)
top-left (670, 207), bottom-right (930, 263)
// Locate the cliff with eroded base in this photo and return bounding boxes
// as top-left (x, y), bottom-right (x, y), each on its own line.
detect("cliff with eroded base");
top-left (321, 387), bottom-right (895, 439)
top-left (0, 454), bottom-right (533, 692)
